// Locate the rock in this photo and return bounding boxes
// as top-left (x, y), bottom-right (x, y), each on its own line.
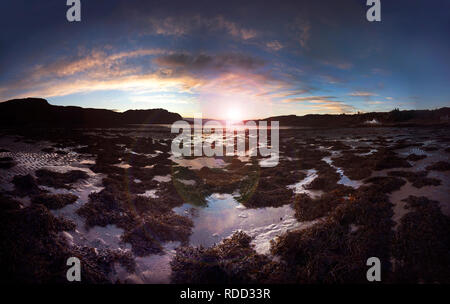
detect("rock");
top-left (32, 193), bottom-right (78, 209)
top-left (12, 174), bottom-right (44, 197)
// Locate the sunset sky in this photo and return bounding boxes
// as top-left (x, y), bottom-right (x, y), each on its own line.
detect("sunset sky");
top-left (0, 0), bottom-right (449, 119)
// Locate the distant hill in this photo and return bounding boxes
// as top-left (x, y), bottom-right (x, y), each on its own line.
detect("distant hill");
top-left (0, 98), bottom-right (182, 127)
top-left (261, 107), bottom-right (450, 128)
top-left (1, 98), bottom-right (448, 128)
top-left (121, 109), bottom-right (181, 125)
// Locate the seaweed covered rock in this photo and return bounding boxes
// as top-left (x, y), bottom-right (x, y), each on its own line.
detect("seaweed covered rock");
top-left (76, 189), bottom-right (134, 228)
top-left (426, 161), bottom-right (450, 172)
top-left (406, 154), bottom-right (426, 161)
top-left (388, 170), bottom-right (441, 188)
top-left (171, 231), bottom-right (289, 284)
top-left (331, 148), bottom-right (412, 181)
top-left (392, 196), bottom-right (450, 283)
top-left (0, 201), bottom-right (116, 283)
top-left (270, 219), bottom-right (362, 283)
top-left (32, 193), bottom-right (78, 209)
top-left (293, 186), bottom-right (354, 221)
top-left (272, 211), bottom-right (392, 282)
top-left (272, 180), bottom-right (399, 283)
top-left (302, 159), bottom-right (346, 192)
top-left (122, 212), bottom-right (193, 256)
top-left (243, 187), bottom-right (294, 208)
top-left (0, 194), bottom-right (21, 210)
top-left (229, 160), bottom-right (303, 208)
top-left (364, 176), bottom-right (406, 193)
top-left (77, 181), bottom-right (193, 256)
top-left (0, 156), bottom-right (16, 169)
top-left (373, 150), bottom-right (412, 170)
top-left (12, 174), bottom-right (45, 197)
top-left (35, 169), bottom-right (89, 189)
top-left (331, 154), bottom-right (373, 180)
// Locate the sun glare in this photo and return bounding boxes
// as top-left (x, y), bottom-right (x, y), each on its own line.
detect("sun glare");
top-left (226, 108), bottom-right (243, 122)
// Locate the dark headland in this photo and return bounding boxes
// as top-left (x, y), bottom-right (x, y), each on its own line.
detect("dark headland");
top-left (0, 98), bottom-right (182, 127)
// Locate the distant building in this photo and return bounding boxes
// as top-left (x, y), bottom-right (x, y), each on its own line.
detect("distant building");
top-left (364, 119), bottom-right (380, 125)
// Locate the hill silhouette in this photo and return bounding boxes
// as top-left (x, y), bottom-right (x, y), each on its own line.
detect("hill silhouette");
top-left (1, 98), bottom-right (448, 128)
top-left (262, 107), bottom-right (450, 128)
top-left (0, 98), bottom-right (182, 127)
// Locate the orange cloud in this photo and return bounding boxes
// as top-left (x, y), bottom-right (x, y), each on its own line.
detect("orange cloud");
top-left (280, 95), bottom-right (356, 114)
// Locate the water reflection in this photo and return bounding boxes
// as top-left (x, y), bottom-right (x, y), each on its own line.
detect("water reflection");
top-left (173, 193), bottom-right (311, 254)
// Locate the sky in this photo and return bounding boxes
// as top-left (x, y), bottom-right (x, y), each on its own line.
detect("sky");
top-left (0, 0), bottom-right (449, 119)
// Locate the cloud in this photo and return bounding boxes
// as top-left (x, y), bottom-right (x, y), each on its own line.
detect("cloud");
top-left (322, 60), bottom-right (353, 70)
top-left (305, 100), bottom-right (356, 114)
top-left (266, 40), bottom-right (284, 51)
top-left (147, 15), bottom-right (257, 40)
top-left (1, 48), bottom-right (168, 96)
top-left (0, 48), bottom-right (176, 99)
top-left (191, 70), bottom-right (294, 119)
top-left (31, 49), bottom-right (165, 79)
top-left (281, 96), bottom-right (336, 103)
top-left (280, 95), bottom-right (355, 114)
top-left (153, 53), bottom-right (265, 73)
top-left (257, 88), bottom-right (312, 98)
top-left (371, 68), bottom-right (390, 75)
top-left (196, 70), bottom-right (289, 97)
top-left (0, 47), bottom-right (289, 117)
top-left (348, 91), bottom-right (377, 97)
top-left (0, 48), bottom-right (207, 100)
top-left (291, 18), bottom-right (311, 49)
top-left (2, 72), bottom-right (203, 100)
top-left (320, 74), bottom-right (345, 84)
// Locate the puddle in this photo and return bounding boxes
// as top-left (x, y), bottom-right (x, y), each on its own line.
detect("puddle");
top-left (323, 156), bottom-right (362, 189)
top-left (287, 169), bottom-right (323, 198)
top-left (114, 162), bottom-right (131, 169)
top-left (177, 179), bottom-right (196, 186)
top-left (173, 193), bottom-right (315, 254)
top-left (139, 189), bottom-right (159, 198)
top-left (170, 156), bottom-right (226, 170)
top-left (259, 155), bottom-right (280, 167)
top-left (153, 174), bottom-right (172, 183)
top-left (122, 242), bottom-right (179, 284)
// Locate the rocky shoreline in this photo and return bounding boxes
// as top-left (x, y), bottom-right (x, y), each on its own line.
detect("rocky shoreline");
top-left (1, 125), bottom-right (449, 283)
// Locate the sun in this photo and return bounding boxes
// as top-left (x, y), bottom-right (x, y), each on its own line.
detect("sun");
top-left (226, 107), bottom-right (243, 122)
